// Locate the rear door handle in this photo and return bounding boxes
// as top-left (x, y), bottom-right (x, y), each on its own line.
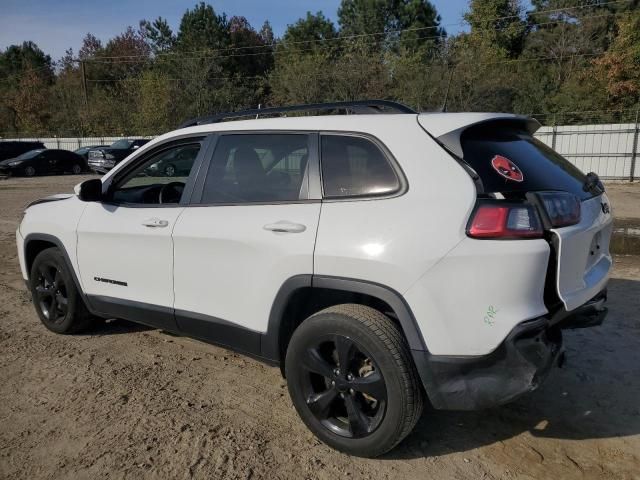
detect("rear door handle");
top-left (263, 221), bottom-right (306, 233)
top-left (142, 218), bottom-right (169, 228)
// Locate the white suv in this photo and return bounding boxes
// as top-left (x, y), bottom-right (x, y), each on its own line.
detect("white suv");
top-left (16, 101), bottom-right (612, 457)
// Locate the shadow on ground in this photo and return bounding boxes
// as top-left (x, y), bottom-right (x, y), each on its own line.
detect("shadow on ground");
top-left (88, 318), bottom-right (153, 336)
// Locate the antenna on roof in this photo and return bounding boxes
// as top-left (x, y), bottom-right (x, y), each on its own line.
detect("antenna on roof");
top-left (440, 67), bottom-right (455, 113)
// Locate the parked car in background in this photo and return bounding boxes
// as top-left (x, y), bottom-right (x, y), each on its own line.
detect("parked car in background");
top-left (143, 143), bottom-right (201, 177)
top-left (0, 141), bottom-right (46, 162)
top-left (0, 149), bottom-right (86, 176)
top-left (74, 145), bottom-right (107, 161)
top-left (88, 139), bottom-right (149, 173)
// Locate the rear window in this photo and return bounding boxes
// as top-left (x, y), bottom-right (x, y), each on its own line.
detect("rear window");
top-left (461, 123), bottom-right (591, 200)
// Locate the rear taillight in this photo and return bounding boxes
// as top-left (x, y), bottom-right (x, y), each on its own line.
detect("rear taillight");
top-left (467, 202), bottom-right (543, 239)
top-left (537, 191), bottom-right (581, 227)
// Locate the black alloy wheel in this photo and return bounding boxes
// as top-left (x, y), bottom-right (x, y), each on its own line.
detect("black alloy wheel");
top-left (286, 304), bottom-right (423, 457)
top-left (301, 334), bottom-right (386, 438)
top-left (29, 247), bottom-right (94, 334)
top-left (34, 261), bottom-right (69, 324)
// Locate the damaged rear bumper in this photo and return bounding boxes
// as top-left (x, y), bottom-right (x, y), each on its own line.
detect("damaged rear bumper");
top-left (412, 290), bottom-right (607, 411)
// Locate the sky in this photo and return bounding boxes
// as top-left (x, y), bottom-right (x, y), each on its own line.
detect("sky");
top-left (0, 0), bottom-right (473, 61)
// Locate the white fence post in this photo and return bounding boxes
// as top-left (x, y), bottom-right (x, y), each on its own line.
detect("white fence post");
top-left (631, 108), bottom-right (639, 183)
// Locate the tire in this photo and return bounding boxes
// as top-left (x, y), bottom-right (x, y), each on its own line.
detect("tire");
top-left (285, 304), bottom-right (423, 457)
top-left (164, 164), bottom-right (176, 177)
top-left (24, 165), bottom-right (36, 176)
top-left (71, 163), bottom-right (83, 174)
top-left (29, 247), bottom-right (93, 334)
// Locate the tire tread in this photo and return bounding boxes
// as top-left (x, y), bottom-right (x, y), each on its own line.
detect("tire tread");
top-left (307, 303), bottom-right (423, 455)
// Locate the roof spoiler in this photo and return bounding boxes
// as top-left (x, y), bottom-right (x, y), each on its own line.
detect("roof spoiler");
top-left (418, 114), bottom-right (540, 159)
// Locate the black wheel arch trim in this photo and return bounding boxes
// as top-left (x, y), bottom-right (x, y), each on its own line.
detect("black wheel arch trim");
top-left (262, 274), bottom-right (428, 361)
top-left (23, 233), bottom-right (96, 312)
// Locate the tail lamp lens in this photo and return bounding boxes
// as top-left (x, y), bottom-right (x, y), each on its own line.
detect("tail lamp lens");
top-left (537, 191), bottom-right (581, 227)
top-left (468, 203), bottom-right (543, 239)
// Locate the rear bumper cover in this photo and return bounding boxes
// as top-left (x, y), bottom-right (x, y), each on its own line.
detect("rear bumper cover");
top-left (413, 290), bottom-right (607, 410)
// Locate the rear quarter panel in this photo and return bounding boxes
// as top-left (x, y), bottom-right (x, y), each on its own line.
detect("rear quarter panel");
top-left (314, 117), bottom-right (477, 312)
top-left (403, 237), bottom-right (550, 355)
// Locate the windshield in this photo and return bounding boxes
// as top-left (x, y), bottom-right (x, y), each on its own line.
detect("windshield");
top-left (16, 149), bottom-right (45, 160)
top-left (110, 139), bottom-right (134, 149)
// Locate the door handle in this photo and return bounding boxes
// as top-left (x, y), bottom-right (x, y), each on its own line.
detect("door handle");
top-left (142, 218), bottom-right (169, 228)
top-left (263, 221), bottom-right (306, 233)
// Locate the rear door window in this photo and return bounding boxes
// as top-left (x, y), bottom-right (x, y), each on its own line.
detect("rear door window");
top-left (320, 135), bottom-right (400, 198)
top-left (461, 122), bottom-right (591, 199)
top-left (200, 134), bottom-right (309, 204)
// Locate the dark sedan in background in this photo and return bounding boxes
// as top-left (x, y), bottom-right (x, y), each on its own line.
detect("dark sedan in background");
top-left (0, 141), bottom-right (46, 161)
top-left (0, 149), bottom-right (87, 176)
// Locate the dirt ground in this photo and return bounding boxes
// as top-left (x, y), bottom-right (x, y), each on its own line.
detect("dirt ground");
top-left (1, 175), bottom-right (639, 480)
top-left (603, 181), bottom-right (640, 221)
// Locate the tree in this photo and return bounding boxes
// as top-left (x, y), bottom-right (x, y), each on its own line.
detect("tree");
top-left (0, 42), bottom-right (54, 134)
top-left (593, 9), bottom-right (640, 109)
top-left (134, 70), bottom-right (174, 133)
top-left (0, 41), bottom-right (54, 77)
top-left (463, 0), bottom-right (526, 59)
top-left (338, 0), bottom-right (444, 51)
top-left (9, 69), bottom-right (51, 133)
top-left (140, 17), bottom-right (176, 53)
top-left (282, 11), bottom-right (337, 49)
top-left (259, 21), bottom-right (275, 45)
top-left (176, 2), bottom-right (228, 51)
top-left (78, 34), bottom-right (103, 60)
top-left (226, 16), bottom-right (273, 76)
top-left (269, 50), bottom-right (334, 105)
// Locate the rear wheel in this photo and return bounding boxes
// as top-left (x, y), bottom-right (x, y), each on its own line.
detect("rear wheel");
top-left (24, 165), bottom-right (36, 176)
top-left (71, 163), bottom-right (83, 174)
top-left (29, 247), bottom-right (93, 334)
top-left (285, 304), bottom-right (423, 457)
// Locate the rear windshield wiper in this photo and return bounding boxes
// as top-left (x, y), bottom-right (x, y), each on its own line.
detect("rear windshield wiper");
top-left (583, 172), bottom-right (604, 195)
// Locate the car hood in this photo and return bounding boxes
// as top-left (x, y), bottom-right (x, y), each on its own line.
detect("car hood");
top-left (26, 193), bottom-right (74, 209)
top-left (0, 158), bottom-right (19, 165)
top-left (93, 147), bottom-right (123, 153)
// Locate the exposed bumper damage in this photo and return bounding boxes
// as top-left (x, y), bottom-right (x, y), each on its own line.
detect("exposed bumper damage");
top-left (413, 289), bottom-right (608, 411)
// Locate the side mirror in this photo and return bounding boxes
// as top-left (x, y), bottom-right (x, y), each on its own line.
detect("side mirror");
top-left (78, 179), bottom-right (103, 202)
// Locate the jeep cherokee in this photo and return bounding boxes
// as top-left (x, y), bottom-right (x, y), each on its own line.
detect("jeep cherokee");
top-left (16, 100), bottom-right (612, 457)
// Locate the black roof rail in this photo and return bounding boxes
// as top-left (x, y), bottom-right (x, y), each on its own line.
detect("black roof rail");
top-left (178, 100), bottom-right (416, 128)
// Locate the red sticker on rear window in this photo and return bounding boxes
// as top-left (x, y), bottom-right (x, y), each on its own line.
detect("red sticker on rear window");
top-left (491, 155), bottom-right (523, 182)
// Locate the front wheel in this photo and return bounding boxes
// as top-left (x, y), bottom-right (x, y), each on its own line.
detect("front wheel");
top-left (29, 247), bottom-right (93, 334)
top-left (285, 304), bottom-right (423, 457)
